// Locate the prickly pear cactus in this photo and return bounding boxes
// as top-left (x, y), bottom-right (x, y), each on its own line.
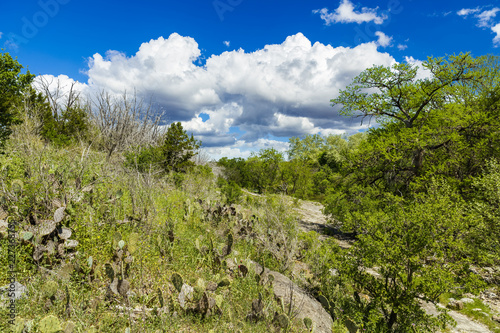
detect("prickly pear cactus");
top-left (63, 320), bottom-right (76, 333)
top-left (172, 273), bottom-right (183, 292)
top-left (39, 315), bottom-right (62, 333)
top-left (157, 288), bottom-right (164, 308)
top-left (317, 295), bottom-right (330, 311)
top-left (54, 206), bottom-right (66, 223)
top-left (215, 294), bottom-right (223, 308)
top-left (13, 317), bottom-right (27, 333)
top-left (227, 232), bottom-right (233, 252)
top-left (217, 277), bottom-right (231, 288)
top-left (43, 280), bottom-right (59, 298)
top-left (275, 313), bottom-right (289, 329)
top-left (303, 317), bottom-right (313, 330)
top-left (112, 232), bottom-right (122, 249)
top-left (11, 179), bottom-right (24, 193)
top-left (128, 232), bottom-right (139, 254)
top-left (105, 263), bottom-right (115, 280)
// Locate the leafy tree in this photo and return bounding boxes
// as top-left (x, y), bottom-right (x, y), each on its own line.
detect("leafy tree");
top-left (327, 54), bottom-right (500, 205)
top-left (321, 53), bottom-right (500, 331)
top-left (468, 158), bottom-right (500, 264)
top-left (34, 77), bottom-right (91, 146)
top-left (280, 157), bottom-right (317, 198)
top-left (331, 53), bottom-right (499, 182)
top-left (125, 122), bottom-right (201, 173)
top-left (288, 134), bottom-right (325, 161)
top-left (217, 157), bottom-right (252, 188)
top-left (161, 122), bottom-right (201, 172)
top-left (245, 148), bottom-right (284, 193)
top-left (0, 52), bottom-right (35, 147)
top-left (325, 180), bottom-right (481, 332)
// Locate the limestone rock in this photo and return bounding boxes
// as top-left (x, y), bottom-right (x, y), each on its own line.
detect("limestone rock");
top-left (243, 259), bottom-right (333, 333)
top-left (0, 281), bottom-right (27, 306)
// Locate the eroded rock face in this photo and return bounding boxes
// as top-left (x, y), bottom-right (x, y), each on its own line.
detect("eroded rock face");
top-left (247, 260), bottom-right (334, 333)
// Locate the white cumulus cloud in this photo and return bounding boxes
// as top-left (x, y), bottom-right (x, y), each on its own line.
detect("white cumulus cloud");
top-left (223, 41), bottom-right (230, 47)
top-left (492, 23), bottom-right (500, 46)
top-left (404, 56), bottom-right (432, 80)
top-left (37, 33), bottom-right (397, 158)
top-left (375, 31), bottom-right (392, 47)
top-left (313, 0), bottom-right (387, 25)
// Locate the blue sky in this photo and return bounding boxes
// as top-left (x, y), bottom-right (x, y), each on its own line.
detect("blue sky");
top-left (2, 0), bottom-right (499, 159)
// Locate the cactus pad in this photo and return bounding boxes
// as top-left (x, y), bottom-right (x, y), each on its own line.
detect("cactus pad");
top-left (39, 315), bottom-right (62, 333)
top-left (172, 273), bottom-right (183, 292)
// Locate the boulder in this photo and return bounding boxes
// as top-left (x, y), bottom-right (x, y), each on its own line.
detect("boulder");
top-left (246, 260), bottom-right (334, 333)
top-left (0, 281), bottom-right (27, 306)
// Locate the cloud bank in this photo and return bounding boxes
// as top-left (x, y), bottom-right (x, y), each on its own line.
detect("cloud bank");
top-left (37, 33), bottom-right (397, 159)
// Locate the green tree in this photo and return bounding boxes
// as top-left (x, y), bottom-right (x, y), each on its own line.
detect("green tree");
top-left (125, 122), bottom-right (201, 173)
top-left (217, 157), bottom-right (252, 188)
top-left (328, 54), bottom-right (500, 200)
top-left (324, 180), bottom-right (480, 332)
top-left (331, 54), bottom-right (500, 182)
top-left (468, 158), bottom-right (500, 264)
top-left (245, 148), bottom-right (284, 193)
top-left (288, 134), bottom-right (325, 161)
top-left (321, 54), bottom-right (500, 331)
top-left (0, 52), bottom-right (35, 147)
top-left (161, 122), bottom-right (201, 172)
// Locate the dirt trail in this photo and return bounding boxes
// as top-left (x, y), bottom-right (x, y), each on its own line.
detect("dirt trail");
top-left (293, 199), bottom-right (353, 248)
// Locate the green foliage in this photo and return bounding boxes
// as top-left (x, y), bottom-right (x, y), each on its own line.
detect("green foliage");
top-left (217, 177), bottom-right (243, 205)
top-left (319, 53), bottom-right (500, 331)
top-left (216, 134), bottom-right (365, 200)
top-left (38, 104), bottom-right (91, 146)
top-left (330, 180), bottom-right (482, 331)
top-left (245, 148), bottom-right (285, 194)
top-left (217, 157), bottom-right (252, 188)
top-left (0, 52), bottom-right (35, 147)
top-left (252, 195), bottom-right (300, 273)
top-left (468, 158), bottom-right (500, 264)
top-left (162, 122), bottom-right (201, 172)
top-left (288, 134), bottom-right (325, 161)
top-left (125, 122), bottom-right (201, 173)
top-left (125, 143), bottom-right (163, 172)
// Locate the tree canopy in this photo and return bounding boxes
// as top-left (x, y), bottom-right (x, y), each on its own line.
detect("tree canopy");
top-left (0, 52), bottom-right (35, 147)
top-left (320, 53), bottom-right (500, 330)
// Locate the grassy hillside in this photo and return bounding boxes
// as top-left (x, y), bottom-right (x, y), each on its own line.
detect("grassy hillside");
top-left (0, 124), bottom-right (321, 332)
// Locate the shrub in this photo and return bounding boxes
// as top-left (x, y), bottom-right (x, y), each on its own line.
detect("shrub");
top-left (217, 177), bottom-right (242, 205)
top-left (0, 52), bottom-right (35, 148)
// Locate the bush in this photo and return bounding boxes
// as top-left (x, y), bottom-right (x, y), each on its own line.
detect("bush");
top-left (39, 105), bottom-right (91, 146)
top-left (0, 52), bottom-right (35, 148)
top-left (125, 122), bottom-right (201, 173)
top-left (217, 177), bottom-right (242, 205)
top-left (253, 195), bottom-right (300, 273)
